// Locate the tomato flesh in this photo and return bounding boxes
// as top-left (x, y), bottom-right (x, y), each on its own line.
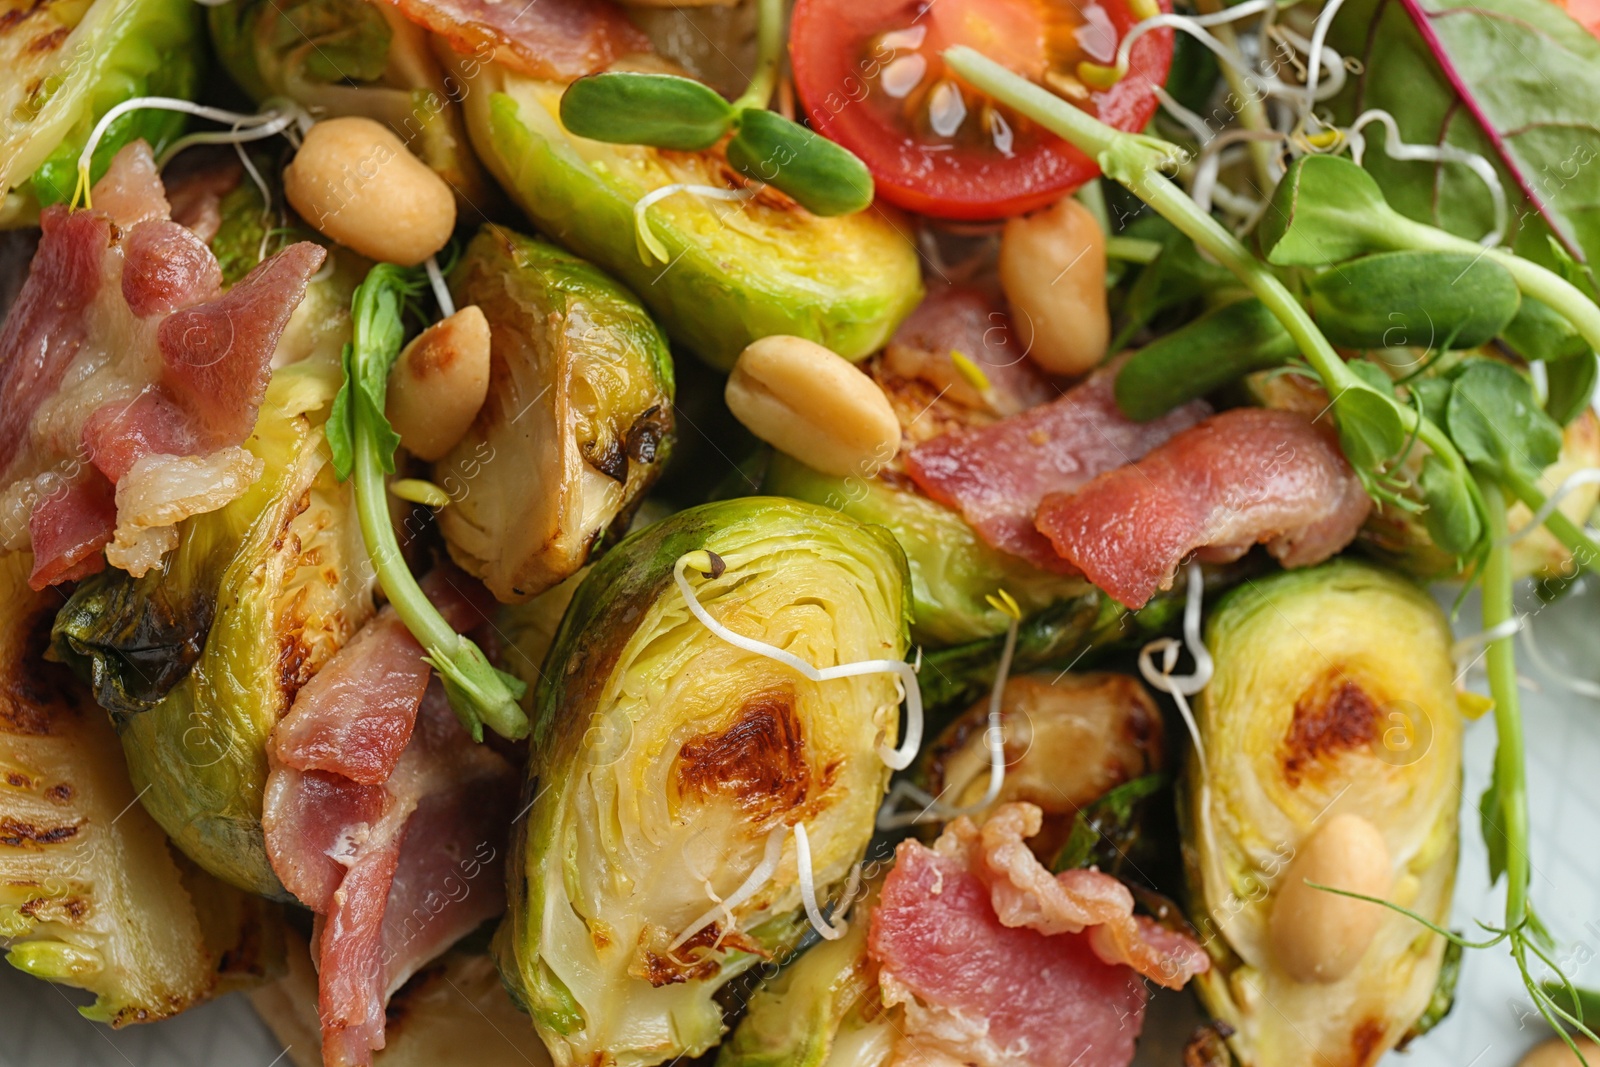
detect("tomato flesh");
top-left (790, 0), bottom-right (1174, 219)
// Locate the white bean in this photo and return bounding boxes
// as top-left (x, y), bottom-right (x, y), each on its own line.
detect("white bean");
top-left (1517, 1037), bottom-right (1600, 1067)
top-left (387, 305), bottom-right (491, 462)
top-left (1268, 812), bottom-right (1393, 984)
top-left (999, 196), bottom-right (1109, 377)
top-left (284, 116), bottom-right (455, 267)
top-left (725, 335), bottom-right (900, 478)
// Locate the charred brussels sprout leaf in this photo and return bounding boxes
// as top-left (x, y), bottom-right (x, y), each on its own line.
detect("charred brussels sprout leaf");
top-left (436, 226), bottom-right (675, 604)
top-left (0, 0), bottom-right (201, 225)
top-left (762, 452), bottom-right (1088, 645)
top-left (1052, 772), bottom-right (1169, 876)
top-left (455, 61), bottom-right (922, 369)
top-left (67, 359), bottom-right (375, 897)
top-left (1183, 560), bottom-right (1462, 1067)
top-left (2, 553), bottom-right (281, 1022)
top-left (496, 498), bottom-right (911, 1067)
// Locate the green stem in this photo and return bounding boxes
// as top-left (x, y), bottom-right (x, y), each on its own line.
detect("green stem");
top-left (943, 45), bottom-right (1476, 488)
top-left (1478, 475), bottom-right (1530, 932)
top-left (1501, 468), bottom-right (1600, 575)
top-left (733, 0), bottom-right (784, 112)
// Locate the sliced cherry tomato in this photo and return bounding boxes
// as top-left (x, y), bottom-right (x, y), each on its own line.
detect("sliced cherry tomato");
top-left (790, 0), bottom-right (1174, 219)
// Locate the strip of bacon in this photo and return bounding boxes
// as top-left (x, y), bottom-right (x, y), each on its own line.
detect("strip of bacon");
top-left (381, 0), bottom-right (649, 81)
top-left (121, 219), bottom-right (223, 318)
top-left (905, 359), bottom-right (1210, 572)
top-left (271, 569), bottom-right (488, 786)
top-left (883, 285), bottom-right (1056, 419)
top-left (27, 471), bottom-right (116, 590)
top-left (1035, 408), bottom-right (1373, 608)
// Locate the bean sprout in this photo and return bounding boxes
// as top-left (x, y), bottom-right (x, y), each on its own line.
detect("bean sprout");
top-left (425, 255), bottom-right (455, 318)
top-left (670, 824), bottom-right (785, 953)
top-left (794, 823), bottom-right (850, 940)
top-left (674, 552), bottom-right (924, 770)
top-left (1344, 110), bottom-right (1508, 245)
top-left (1137, 562), bottom-right (1212, 776)
top-left (634, 184), bottom-right (758, 265)
top-left (1502, 468), bottom-right (1600, 544)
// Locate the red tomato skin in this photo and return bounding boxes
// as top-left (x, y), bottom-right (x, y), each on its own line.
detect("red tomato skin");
top-left (790, 0), bottom-right (1175, 220)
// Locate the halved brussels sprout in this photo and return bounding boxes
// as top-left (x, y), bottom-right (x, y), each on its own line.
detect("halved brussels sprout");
top-left (450, 59), bottom-right (923, 369)
top-left (497, 497), bottom-right (911, 1067)
top-left (1, 552), bottom-right (281, 1023)
top-left (435, 225), bottom-right (675, 603)
top-left (208, 0), bottom-right (495, 203)
top-left (53, 356), bottom-right (374, 897)
top-left (253, 928), bottom-right (552, 1067)
top-left (917, 672), bottom-right (1163, 859)
top-left (1183, 560), bottom-right (1463, 1067)
top-left (763, 453), bottom-right (1089, 646)
top-left (0, 0), bottom-right (200, 225)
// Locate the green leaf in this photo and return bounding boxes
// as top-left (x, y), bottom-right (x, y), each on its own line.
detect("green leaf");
top-left (1447, 359), bottom-right (1564, 482)
top-left (1419, 454), bottom-right (1483, 555)
top-left (1111, 217), bottom-right (1242, 350)
top-left (326, 342), bottom-right (356, 480)
top-left (329, 262), bottom-right (420, 481)
top-left (1348, 359), bottom-right (1398, 397)
top-left (1546, 352), bottom-right (1598, 426)
top-left (1051, 773), bottom-right (1169, 874)
top-left (1541, 981), bottom-right (1600, 1024)
top-left (725, 109), bottom-right (874, 216)
top-left (1308, 250), bottom-right (1522, 350)
top-left (1334, 384), bottom-right (1409, 470)
top-left (1410, 375), bottom-right (1456, 428)
top-left (1259, 156), bottom-right (1413, 267)
top-left (1502, 297), bottom-right (1591, 364)
top-left (1326, 0), bottom-right (1600, 268)
top-left (559, 72), bottom-right (736, 152)
top-left (1480, 763), bottom-right (1509, 886)
top-left (1114, 298), bottom-right (1297, 420)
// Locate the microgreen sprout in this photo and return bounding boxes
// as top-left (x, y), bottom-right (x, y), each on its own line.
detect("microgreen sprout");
top-left (328, 263), bottom-right (529, 743)
top-left (634, 184), bottom-right (758, 265)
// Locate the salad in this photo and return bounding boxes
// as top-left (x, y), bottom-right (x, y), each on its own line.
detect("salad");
top-left (0, 0), bottom-right (1598, 1064)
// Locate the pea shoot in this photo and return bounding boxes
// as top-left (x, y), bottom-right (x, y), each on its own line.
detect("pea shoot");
top-left (325, 263), bottom-right (529, 743)
top-left (556, 0), bottom-right (872, 217)
top-left (941, 43), bottom-right (1600, 1059)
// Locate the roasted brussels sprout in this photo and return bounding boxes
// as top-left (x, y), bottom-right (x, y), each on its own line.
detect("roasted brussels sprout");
top-left (208, 0), bottom-right (494, 203)
top-left (253, 928), bottom-right (552, 1067)
top-left (0, 0), bottom-right (200, 225)
top-left (435, 225), bottom-right (675, 603)
top-left (497, 497), bottom-right (911, 1067)
top-left (916, 672), bottom-right (1163, 860)
top-left (1183, 560), bottom-right (1463, 1067)
top-left (53, 357), bottom-right (375, 897)
top-left (1, 553), bottom-right (280, 1023)
top-left (451, 60), bottom-right (923, 369)
top-left (763, 453), bottom-right (1089, 646)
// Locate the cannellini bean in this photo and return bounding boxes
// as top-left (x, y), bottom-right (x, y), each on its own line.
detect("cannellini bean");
top-left (387, 305), bottom-right (491, 461)
top-left (999, 196), bottom-right (1109, 377)
top-left (725, 335), bottom-right (900, 478)
top-left (284, 117), bottom-right (455, 267)
top-left (1518, 1037), bottom-right (1600, 1067)
top-left (1268, 812), bottom-right (1393, 984)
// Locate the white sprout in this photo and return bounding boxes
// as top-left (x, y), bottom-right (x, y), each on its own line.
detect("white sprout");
top-left (155, 108), bottom-right (301, 167)
top-left (1520, 613), bottom-right (1600, 701)
top-left (425, 255), bottom-right (455, 318)
top-left (875, 594), bottom-right (1022, 830)
top-left (1452, 614), bottom-right (1527, 664)
top-left (1153, 85), bottom-right (1217, 145)
top-left (1111, 4), bottom-right (1297, 101)
top-left (1137, 561), bottom-right (1212, 776)
top-left (1502, 468), bottom-right (1600, 544)
top-left (1344, 109), bottom-right (1508, 245)
top-left (1288, 0), bottom-right (1351, 113)
top-left (669, 824), bottom-right (786, 953)
top-left (634, 184), bottom-right (758, 265)
top-left (1190, 130), bottom-right (1287, 215)
top-left (794, 823), bottom-right (849, 940)
top-left (674, 553), bottom-right (924, 770)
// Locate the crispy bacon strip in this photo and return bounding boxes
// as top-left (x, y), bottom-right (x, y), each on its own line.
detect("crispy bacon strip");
top-left (905, 359), bottom-right (1210, 572)
top-left (381, 0), bottom-right (649, 81)
top-left (1035, 408), bottom-right (1372, 608)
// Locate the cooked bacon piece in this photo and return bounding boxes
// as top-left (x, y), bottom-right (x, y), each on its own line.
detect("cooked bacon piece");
top-left (0, 209), bottom-right (108, 475)
top-left (89, 142), bottom-right (171, 229)
top-left (80, 393), bottom-right (200, 483)
top-left (267, 680), bottom-right (515, 1067)
top-left (905, 359), bottom-right (1210, 572)
top-left (382, 0), bottom-right (649, 81)
top-left (271, 569), bottom-right (487, 786)
top-left (162, 151), bottom-right (243, 244)
top-left (1036, 408), bottom-right (1372, 608)
top-left (121, 220), bottom-right (222, 317)
top-left (158, 241), bottom-right (325, 449)
top-left (884, 285), bottom-right (1056, 418)
top-left (27, 470), bottom-right (116, 590)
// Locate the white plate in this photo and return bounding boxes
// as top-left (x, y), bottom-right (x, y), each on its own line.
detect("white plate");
top-left (5, 582), bottom-right (1600, 1067)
